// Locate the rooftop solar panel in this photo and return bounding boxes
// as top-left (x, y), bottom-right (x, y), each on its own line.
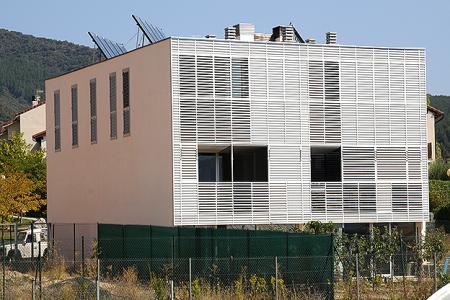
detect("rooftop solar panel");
top-left (88, 32), bottom-right (127, 59)
top-left (132, 15), bottom-right (166, 44)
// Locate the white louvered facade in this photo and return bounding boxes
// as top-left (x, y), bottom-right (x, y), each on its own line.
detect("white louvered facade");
top-left (170, 37), bottom-right (427, 226)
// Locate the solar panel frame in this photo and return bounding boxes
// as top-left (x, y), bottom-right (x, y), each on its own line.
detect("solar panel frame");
top-left (88, 32), bottom-right (127, 59)
top-left (132, 15), bottom-right (166, 44)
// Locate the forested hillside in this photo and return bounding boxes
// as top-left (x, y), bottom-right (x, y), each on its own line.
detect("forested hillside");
top-left (429, 95), bottom-right (450, 160)
top-left (0, 28), bottom-right (96, 122)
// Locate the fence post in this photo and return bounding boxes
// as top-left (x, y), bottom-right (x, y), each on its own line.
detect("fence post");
top-left (434, 252), bottom-right (437, 292)
top-left (31, 223), bottom-right (34, 260)
top-left (170, 280), bottom-right (174, 300)
top-left (73, 223), bottom-right (76, 270)
top-left (2, 236), bottom-right (5, 300)
top-left (390, 255), bottom-right (393, 280)
top-left (14, 223), bottom-right (17, 253)
top-left (32, 279), bottom-right (35, 300)
top-left (81, 236), bottom-right (85, 278)
top-left (189, 258), bottom-right (192, 300)
top-left (96, 258), bottom-right (100, 300)
top-left (356, 254), bottom-right (360, 300)
top-left (38, 241), bottom-right (42, 300)
top-left (275, 256), bottom-right (278, 300)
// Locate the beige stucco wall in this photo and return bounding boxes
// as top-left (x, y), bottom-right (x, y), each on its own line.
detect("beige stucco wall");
top-left (20, 103), bottom-right (46, 147)
top-left (45, 39), bottom-right (173, 227)
top-left (427, 111), bottom-right (435, 161)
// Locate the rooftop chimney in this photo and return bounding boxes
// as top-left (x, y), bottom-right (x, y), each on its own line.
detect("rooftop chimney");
top-left (233, 23), bottom-right (255, 41)
top-left (326, 32), bottom-right (337, 44)
top-left (32, 95), bottom-right (40, 107)
top-left (225, 27), bottom-right (236, 40)
top-left (306, 38), bottom-right (316, 44)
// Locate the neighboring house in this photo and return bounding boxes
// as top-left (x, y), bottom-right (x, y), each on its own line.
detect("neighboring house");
top-left (426, 106), bottom-right (444, 162)
top-left (32, 130), bottom-right (47, 151)
top-left (45, 24), bottom-right (428, 238)
top-left (0, 101), bottom-right (46, 151)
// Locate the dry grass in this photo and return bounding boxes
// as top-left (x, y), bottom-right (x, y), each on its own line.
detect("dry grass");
top-left (334, 276), bottom-right (435, 300)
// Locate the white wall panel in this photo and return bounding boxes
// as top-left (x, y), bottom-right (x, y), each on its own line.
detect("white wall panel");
top-left (171, 38), bottom-right (427, 225)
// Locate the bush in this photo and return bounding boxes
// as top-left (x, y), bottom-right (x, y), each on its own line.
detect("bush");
top-left (435, 204), bottom-right (450, 221)
top-left (429, 180), bottom-right (450, 212)
top-left (429, 160), bottom-right (450, 181)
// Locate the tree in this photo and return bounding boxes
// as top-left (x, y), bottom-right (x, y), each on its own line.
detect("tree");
top-left (0, 171), bottom-right (44, 221)
top-left (303, 221), bottom-right (337, 234)
top-left (0, 132), bottom-right (46, 182)
top-left (0, 132), bottom-right (46, 217)
top-left (423, 227), bottom-right (448, 261)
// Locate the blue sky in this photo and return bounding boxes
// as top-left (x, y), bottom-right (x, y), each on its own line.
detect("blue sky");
top-left (1, 0), bottom-right (450, 95)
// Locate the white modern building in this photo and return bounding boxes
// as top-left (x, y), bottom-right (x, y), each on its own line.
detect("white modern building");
top-left (46, 24), bottom-right (428, 234)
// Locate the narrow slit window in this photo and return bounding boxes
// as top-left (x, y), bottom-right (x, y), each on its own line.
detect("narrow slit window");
top-left (54, 90), bottom-right (61, 151)
top-left (123, 69), bottom-right (130, 135)
top-left (109, 73), bottom-right (117, 139)
top-left (71, 85), bottom-right (78, 147)
top-left (90, 79), bottom-right (97, 143)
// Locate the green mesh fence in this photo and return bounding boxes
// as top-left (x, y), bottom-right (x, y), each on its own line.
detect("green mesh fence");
top-left (98, 224), bottom-right (334, 299)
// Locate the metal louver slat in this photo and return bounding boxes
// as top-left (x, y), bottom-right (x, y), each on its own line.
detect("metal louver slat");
top-left (170, 38), bottom-right (427, 225)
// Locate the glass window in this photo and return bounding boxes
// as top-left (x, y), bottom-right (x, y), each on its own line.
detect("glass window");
top-left (198, 154), bottom-right (217, 182)
top-left (233, 146), bottom-right (267, 182)
top-left (231, 58), bottom-right (249, 98)
top-left (311, 146), bottom-right (341, 182)
top-left (198, 146), bottom-right (267, 182)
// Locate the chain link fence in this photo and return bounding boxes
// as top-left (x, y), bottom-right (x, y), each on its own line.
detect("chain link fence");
top-left (334, 253), bottom-right (447, 300)
top-left (0, 253), bottom-right (447, 299)
top-left (0, 255), bottom-right (333, 299)
top-left (0, 222), bottom-right (448, 299)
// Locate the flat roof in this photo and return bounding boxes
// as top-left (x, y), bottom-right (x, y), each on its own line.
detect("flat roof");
top-left (46, 36), bottom-right (425, 82)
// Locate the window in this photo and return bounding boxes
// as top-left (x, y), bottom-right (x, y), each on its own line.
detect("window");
top-left (198, 147), bottom-right (231, 182)
top-left (71, 85), bottom-right (78, 147)
top-left (198, 146), bottom-right (267, 182)
top-left (231, 58), bottom-right (249, 98)
top-left (428, 142), bottom-right (432, 159)
top-left (233, 146), bottom-right (267, 182)
top-left (109, 73), bottom-right (117, 139)
top-left (90, 79), bottom-right (97, 143)
top-left (311, 146), bottom-right (341, 182)
top-left (54, 90), bottom-right (61, 151)
top-left (123, 69), bottom-right (130, 135)
top-left (199, 154), bottom-right (218, 182)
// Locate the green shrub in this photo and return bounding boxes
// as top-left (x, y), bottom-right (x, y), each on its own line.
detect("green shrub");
top-left (429, 160), bottom-right (450, 181)
top-left (435, 204), bottom-right (450, 221)
top-left (429, 180), bottom-right (450, 212)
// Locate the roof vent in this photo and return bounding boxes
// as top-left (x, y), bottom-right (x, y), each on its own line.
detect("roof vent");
top-left (306, 38), bottom-right (316, 44)
top-left (225, 27), bottom-right (236, 40)
top-left (205, 34), bottom-right (216, 39)
top-left (326, 32), bottom-right (337, 44)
